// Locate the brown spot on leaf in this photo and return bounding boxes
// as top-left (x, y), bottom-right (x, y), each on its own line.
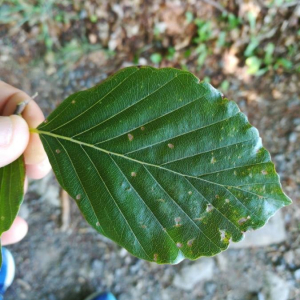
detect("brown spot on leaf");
top-left (187, 238), bottom-right (195, 247)
top-left (206, 204), bottom-right (213, 212)
top-left (238, 216), bottom-right (250, 225)
top-left (211, 157), bottom-right (217, 164)
top-left (128, 133), bottom-right (134, 141)
top-left (168, 143), bottom-right (174, 149)
top-left (174, 217), bottom-right (181, 227)
top-left (157, 198), bottom-right (165, 202)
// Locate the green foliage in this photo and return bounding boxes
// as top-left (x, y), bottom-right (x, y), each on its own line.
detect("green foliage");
top-left (227, 13), bottom-right (241, 30)
top-left (246, 56), bottom-right (263, 75)
top-left (150, 53), bottom-right (162, 64)
top-left (0, 156), bottom-right (25, 267)
top-left (264, 43), bottom-right (275, 65)
top-left (0, 0), bottom-right (86, 54)
top-left (194, 19), bottom-right (213, 43)
top-left (217, 31), bottom-right (227, 48)
top-left (195, 44), bottom-right (208, 67)
top-left (244, 39), bottom-right (259, 58)
top-left (166, 47), bottom-right (176, 61)
top-left (220, 80), bottom-right (230, 92)
top-left (22, 66), bottom-right (291, 264)
top-left (185, 11), bottom-right (194, 24)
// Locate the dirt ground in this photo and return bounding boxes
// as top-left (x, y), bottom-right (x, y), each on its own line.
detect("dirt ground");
top-left (0, 1), bottom-right (300, 299)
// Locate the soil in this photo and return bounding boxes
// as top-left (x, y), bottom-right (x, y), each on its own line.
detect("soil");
top-left (0, 1), bottom-right (299, 299)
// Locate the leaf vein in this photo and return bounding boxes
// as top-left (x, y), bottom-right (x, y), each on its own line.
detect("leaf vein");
top-left (124, 112), bottom-right (241, 156)
top-left (55, 138), bottom-right (105, 234)
top-left (94, 92), bottom-right (209, 145)
top-left (110, 156), bottom-right (182, 260)
top-left (50, 68), bottom-right (140, 133)
top-left (72, 73), bottom-right (185, 139)
top-left (143, 165), bottom-right (221, 252)
top-left (80, 146), bottom-right (152, 260)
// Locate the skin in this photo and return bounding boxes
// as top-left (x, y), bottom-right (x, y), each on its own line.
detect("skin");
top-left (0, 81), bottom-right (51, 245)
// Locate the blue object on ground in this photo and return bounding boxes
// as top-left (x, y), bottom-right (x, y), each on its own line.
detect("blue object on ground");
top-left (84, 292), bottom-right (117, 300)
top-left (0, 248), bottom-right (15, 298)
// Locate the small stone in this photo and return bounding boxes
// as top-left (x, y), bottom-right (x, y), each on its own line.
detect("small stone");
top-left (173, 258), bottom-right (215, 291)
top-left (289, 132), bottom-right (297, 143)
top-left (230, 211), bottom-right (286, 248)
top-left (284, 250), bottom-right (295, 267)
top-left (205, 281), bottom-right (217, 295)
top-left (262, 272), bottom-right (290, 300)
top-left (294, 269), bottom-right (300, 281)
top-left (119, 248), bottom-right (128, 258)
top-left (88, 33), bottom-right (97, 44)
top-left (91, 260), bottom-right (103, 274)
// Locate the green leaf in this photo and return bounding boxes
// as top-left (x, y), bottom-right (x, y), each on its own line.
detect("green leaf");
top-left (246, 56), bottom-right (262, 75)
top-left (150, 53), bottom-right (162, 64)
top-left (0, 155), bottom-right (25, 267)
top-left (34, 66), bottom-right (292, 264)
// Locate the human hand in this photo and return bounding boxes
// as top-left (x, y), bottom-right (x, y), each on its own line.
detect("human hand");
top-left (0, 81), bottom-right (51, 245)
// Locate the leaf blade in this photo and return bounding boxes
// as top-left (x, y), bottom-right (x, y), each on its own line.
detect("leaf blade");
top-left (0, 156), bottom-right (25, 267)
top-left (36, 66), bottom-right (292, 264)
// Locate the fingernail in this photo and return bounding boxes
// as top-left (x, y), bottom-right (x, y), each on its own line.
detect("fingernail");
top-left (0, 116), bottom-right (13, 146)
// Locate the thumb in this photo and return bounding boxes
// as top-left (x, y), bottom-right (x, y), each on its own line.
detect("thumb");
top-left (0, 115), bottom-right (29, 168)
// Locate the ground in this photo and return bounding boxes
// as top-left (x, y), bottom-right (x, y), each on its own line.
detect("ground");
top-left (0, 1), bottom-right (300, 299)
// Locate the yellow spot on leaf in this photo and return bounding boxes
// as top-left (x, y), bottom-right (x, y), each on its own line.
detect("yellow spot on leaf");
top-left (187, 238), bottom-right (195, 247)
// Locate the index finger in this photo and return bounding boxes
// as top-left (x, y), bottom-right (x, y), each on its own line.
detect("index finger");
top-left (1, 81), bottom-right (51, 178)
top-left (0, 81), bottom-right (21, 114)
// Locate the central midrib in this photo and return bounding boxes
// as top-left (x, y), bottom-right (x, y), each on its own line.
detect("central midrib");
top-left (30, 127), bottom-right (266, 226)
top-left (31, 127), bottom-right (204, 181)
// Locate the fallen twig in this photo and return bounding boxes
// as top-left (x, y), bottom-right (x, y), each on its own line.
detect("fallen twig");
top-left (60, 188), bottom-right (71, 232)
top-left (13, 92), bottom-right (38, 115)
